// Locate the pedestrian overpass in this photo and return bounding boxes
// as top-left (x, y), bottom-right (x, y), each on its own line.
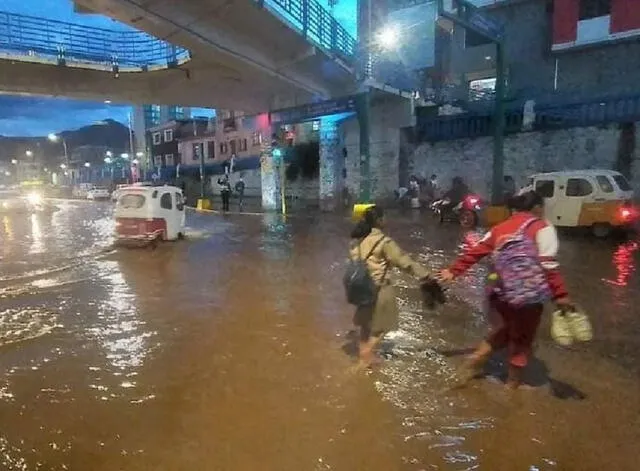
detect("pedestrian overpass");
top-left (0, 0), bottom-right (358, 112)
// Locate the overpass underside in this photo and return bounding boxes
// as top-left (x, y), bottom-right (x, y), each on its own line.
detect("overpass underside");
top-left (0, 0), bottom-right (356, 111)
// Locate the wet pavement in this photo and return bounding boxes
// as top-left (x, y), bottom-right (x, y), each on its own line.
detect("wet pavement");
top-left (1, 200), bottom-right (639, 470)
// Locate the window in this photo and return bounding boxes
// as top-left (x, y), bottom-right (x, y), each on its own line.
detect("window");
top-left (469, 78), bottom-right (496, 101)
top-left (207, 141), bottom-right (216, 160)
top-left (175, 192), bottom-right (184, 211)
top-left (153, 155), bottom-right (163, 167)
top-left (566, 178), bottom-right (594, 197)
top-left (240, 139), bottom-right (248, 152)
top-left (165, 154), bottom-right (174, 166)
top-left (614, 175), bottom-right (632, 191)
top-left (252, 132), bottom-right (262, 146)
top-left (152, 132), bottom-right (161, 145)
top-left (164, 129), bottom-right (174, 142)
top-left (465, 29), bottom-right (492, 48)
top-left (596, 175), bottom-right (614, 193)
top-left (579, 0), bottom-right (610, 20)
top-left (219, 142), bottom-right (228, 155)
top-left (118, 194), bottom-right (145, 209)
top-left (535, 180), bottom-right (555, 198)
top-left (192, 143), bottom-right (204, 161)
top-left (160, 192), bottom-right (172, 210)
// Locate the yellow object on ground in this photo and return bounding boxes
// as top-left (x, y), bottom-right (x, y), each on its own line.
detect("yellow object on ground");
top-left (484, 205), bottom-right (511, 227)
top-left (352, 203), bottom-right (375, 222)
top-left (196, 198), bottom-right (212, 211)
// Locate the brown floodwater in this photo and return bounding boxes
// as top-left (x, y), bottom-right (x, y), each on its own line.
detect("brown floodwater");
top-left (1, 201), bottom-right (639, 470)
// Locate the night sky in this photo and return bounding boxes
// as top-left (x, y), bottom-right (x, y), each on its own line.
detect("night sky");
top-left (0, 0), bottom-right (357, 137)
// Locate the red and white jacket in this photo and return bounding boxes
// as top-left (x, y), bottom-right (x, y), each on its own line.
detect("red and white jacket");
top-left (450, 212), bottom-right (568, 300)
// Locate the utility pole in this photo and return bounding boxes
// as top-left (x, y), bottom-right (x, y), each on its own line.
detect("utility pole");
top-left (357, 0), bottom-right (373, 204)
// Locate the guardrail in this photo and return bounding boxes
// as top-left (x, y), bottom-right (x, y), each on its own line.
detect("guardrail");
top-left (258, 0), bottom-right (356, 59)
top-left (0, 11), bottom-right (191, 72)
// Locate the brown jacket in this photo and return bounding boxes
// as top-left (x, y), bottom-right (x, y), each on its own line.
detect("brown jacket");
top-left (349, 228), bottom-right (430, 285)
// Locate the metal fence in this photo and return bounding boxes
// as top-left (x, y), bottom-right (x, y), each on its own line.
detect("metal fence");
top-left (0, 11), bottom-right (190, 71)
top-left (416, 93), bottom-right (640, 142)
top-left (258, 0), bottom-right (356, 58)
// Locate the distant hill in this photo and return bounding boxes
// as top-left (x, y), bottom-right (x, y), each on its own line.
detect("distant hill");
top-left (0, 119), bottom-right (131, 165)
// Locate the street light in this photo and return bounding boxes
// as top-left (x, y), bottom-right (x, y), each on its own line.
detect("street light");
top-left (104, 157), bottom-right (112, 164)
top-left (120, 153), bottom-right (129, 159)
top-left (60, 163), bottom-right (67, 169)
top-left (105, 151), bottom-right (113, 157)
top-left (25, 150), bottom-right (33, 157)
top-left (48, 133), bottom-right (69, 168)
top-left (11, 159), bottom-right (17, 165)
top-left (84, 162), bottom-right (91, 168)
top-left (4, 171), bottom-right (10, 177)
top-left (136, 152), bottom-right (144, 158)
top-left (377, 26), bottom-right (399, 50)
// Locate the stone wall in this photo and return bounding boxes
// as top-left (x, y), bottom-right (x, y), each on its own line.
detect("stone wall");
top-left (404, 123), bottom-right (640, 199)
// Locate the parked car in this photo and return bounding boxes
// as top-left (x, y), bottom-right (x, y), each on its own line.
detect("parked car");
top-left (87, 187), bottom-right (111, 200)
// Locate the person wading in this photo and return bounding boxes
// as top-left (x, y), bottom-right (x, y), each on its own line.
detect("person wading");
top-left (440, 190), bottom-right (573, 389)
top-left (346, 206), bottom-right (432, 369)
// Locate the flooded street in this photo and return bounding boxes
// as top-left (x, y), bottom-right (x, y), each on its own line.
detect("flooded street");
top-left (1, 201), bottom-right (639, 470)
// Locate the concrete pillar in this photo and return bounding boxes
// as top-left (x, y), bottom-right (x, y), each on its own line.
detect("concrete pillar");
top-left (319, 117), bottom-right (341, 211)
top-left (260, 127), bottom-right (280, 211)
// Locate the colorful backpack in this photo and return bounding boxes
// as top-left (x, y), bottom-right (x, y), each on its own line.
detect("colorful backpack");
top-left (492, 218), bottom-right (552, 307)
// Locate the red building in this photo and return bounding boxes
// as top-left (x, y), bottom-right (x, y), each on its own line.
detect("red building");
top-left (553, 0), bottom-right (640, 50)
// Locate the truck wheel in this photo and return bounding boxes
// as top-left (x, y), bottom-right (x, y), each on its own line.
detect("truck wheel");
top-left (592, 223), bottom-right (612, 238)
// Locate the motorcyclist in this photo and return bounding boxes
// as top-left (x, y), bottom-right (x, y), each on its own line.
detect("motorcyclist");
top-left (442, 176), bottom-right (471, 207)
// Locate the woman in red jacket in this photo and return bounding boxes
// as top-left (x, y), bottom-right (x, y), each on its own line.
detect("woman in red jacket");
top-left (440, 190), bottom-right (574, 389)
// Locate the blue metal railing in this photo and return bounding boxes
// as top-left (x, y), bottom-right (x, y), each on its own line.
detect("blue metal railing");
top-left (416, 93), bottom-right (640, 142)
top-left (258, 0), bottom-right (356, 58)
top-left (0, 11), bottom-right (190, 71)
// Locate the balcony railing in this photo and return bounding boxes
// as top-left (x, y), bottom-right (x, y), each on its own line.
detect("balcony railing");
top-left (258, 0), bottom-right (356, 59)
top-left (0, 11), bottom-right (191, 72)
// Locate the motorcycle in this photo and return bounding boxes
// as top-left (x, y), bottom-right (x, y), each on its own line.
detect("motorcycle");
top-left (430, 194), bottom-right (484, 229)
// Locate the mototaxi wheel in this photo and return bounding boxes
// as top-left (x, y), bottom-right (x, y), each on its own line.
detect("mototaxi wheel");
top-left (591, 223), bottom-right (612, 239)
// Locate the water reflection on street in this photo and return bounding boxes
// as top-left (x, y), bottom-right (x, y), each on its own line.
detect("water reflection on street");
top-left (0, 201), bottom-right (639, 470)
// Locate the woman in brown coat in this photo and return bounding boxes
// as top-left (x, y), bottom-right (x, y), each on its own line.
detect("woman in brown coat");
top-left (350, 206), bottom-right (431, 368)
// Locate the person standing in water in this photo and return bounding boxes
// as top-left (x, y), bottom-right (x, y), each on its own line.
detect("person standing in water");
top-left (439, 190), bottom-right (573, 389)
top-left (217, 175), bottom-right (231, 211)
top-left (349, 206), bottom-right (432, 369)
top-left (235, 175), bottom-right (246, 211)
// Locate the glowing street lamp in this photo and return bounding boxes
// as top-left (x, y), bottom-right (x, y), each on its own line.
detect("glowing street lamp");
top-left (120, 153), bottom-right (129, 159)
top-left (377, 26), bottom-right (400, 50)
top-left (84, 162), bottom-right (91, 168)
top-left (25, 150), bottom-right (33, 157)
top-left (104, 157), bottom-right (112, 164)
top-left (11, 159), bottom-right (17, 165)
top-left (48, 133), bottom-right (69, 166)
top-left (60, 163), bottom-right (67, 169)
top-left (105, 151), bottom-right (113, 158)
top-left (4, 171), bottom-right (10, 177)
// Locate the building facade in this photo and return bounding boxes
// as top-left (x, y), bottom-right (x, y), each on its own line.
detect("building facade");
top-left (439, 0), bottom-right (640, 106)
top-left (132, 105), bottom-right (193, 159)
top-left (147, 119), bottom-right (209, 172)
